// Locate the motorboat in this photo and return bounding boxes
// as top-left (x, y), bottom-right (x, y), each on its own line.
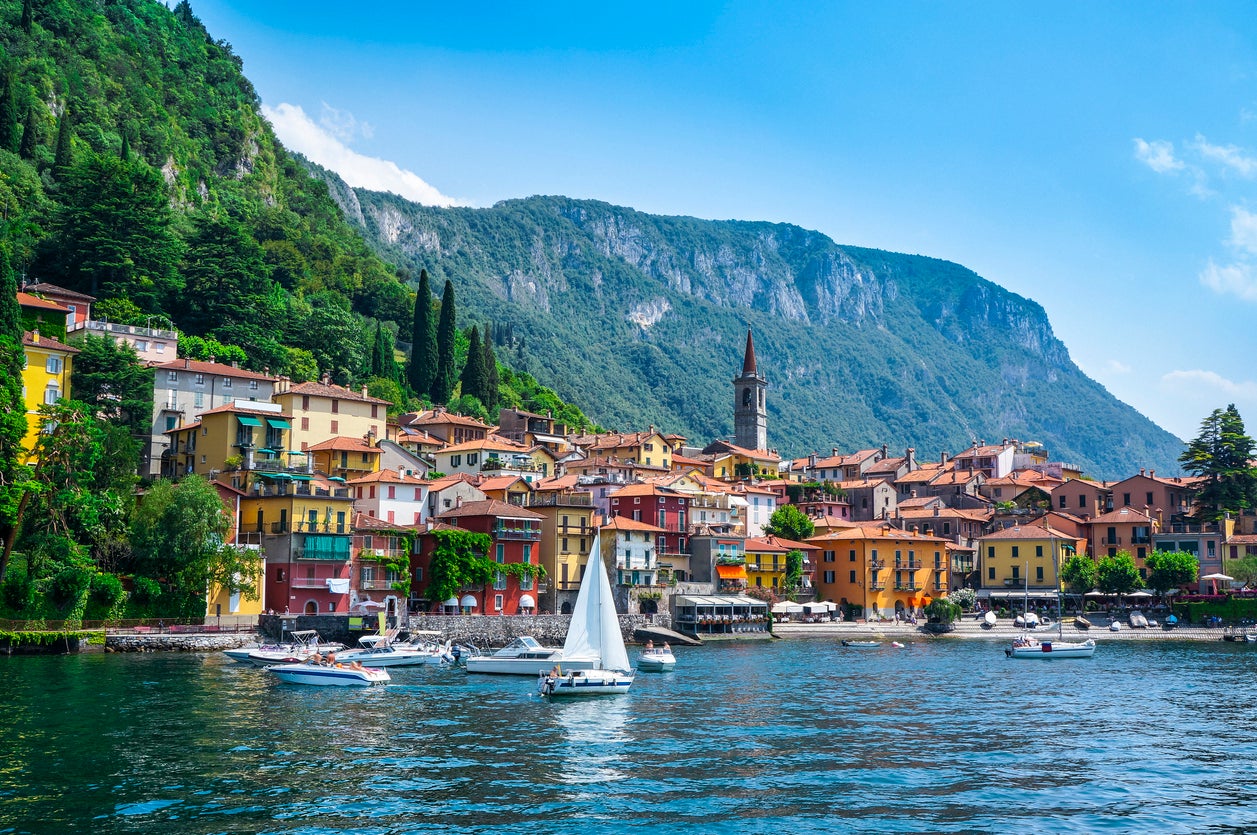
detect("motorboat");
top-left (1129, 611), bottom-right (1149, 629)
top-left (245, 630), bottom-right (342, 667)
top-left (637, 645), bottom-right (676, 671)
top-left (538, 533), bottom-right (635, 697)
top-left (1075, 616), bottom-right (1092, 630)
top-left (333, 633), bottom-right (453, 667)
top-left (265, 659), bottom-right (390, 686)
top-left (1006, 635), bottom-right (1097, 659)
top-left (841, 640), bottom-right (882, 649)
top-left (466, 636), bottom-right (595, 676)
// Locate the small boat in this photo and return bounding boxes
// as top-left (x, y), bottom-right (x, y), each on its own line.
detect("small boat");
top-left (538, 533), bottom-right (635, 697)
top-left (1129, 611), bottom-right (1149, 629)
top-left (1246, 631), bottom-right (1257, 644)
top-left (466, 636), bottom-right (595, 676)
top-left (1075, 616), bottom-right (1092, 630)
top-left (333, 633), bottom-right (453, 667)
top-left (891, 641), bottom-right (905, 648)
top-left (265, 659), bottom-right (390, 687)
top-left (983, 611), bottom-right (997, 628)
top-left (245, 630), bottom-right (343, 667)
top-left (1005, 636), bottom-right (1097, 659)
top-left (637, 645), bottom-right (676, 671)
top-left (841, 640), bottom-right (882, 649)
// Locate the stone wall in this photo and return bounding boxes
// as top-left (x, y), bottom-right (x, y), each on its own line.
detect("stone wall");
top-left (106, 634), bottom-right (256, 652)
top-left (259, 612), bottom-right (671, 649)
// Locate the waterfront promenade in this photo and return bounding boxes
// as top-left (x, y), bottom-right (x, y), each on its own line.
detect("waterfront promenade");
top-left (773, 616), bottom-right (1235, 642)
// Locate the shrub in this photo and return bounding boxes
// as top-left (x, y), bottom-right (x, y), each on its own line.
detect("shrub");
top-left (90, 573), bottom-right (124, 607)
top-left (49, 566), bottom-right (92, 606)
top-left (131, 577), bottom-right (162, 605)
top-left (1, 573), bottom-right (34, 611)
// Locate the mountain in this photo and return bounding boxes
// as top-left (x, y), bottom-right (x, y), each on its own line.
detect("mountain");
top-left (314, 182), bottom-right (1184, 480)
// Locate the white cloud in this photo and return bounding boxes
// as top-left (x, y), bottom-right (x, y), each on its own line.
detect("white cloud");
top-left (1162, 369), bottom-right (1257, 400)
top-left (1200, 258), bottom-right (1257, 300)
top-left (1106, 359), bottom-right (1132, 374)
top-left (261, 102), bottom-right (464, 207)
top-left (1192, 135), bottom-right (1257, 177)
top-left (319, 102), bottom-right (374, 143)
top-left (1133, 138), bottom-right (1184, 173)
top-left (1229, 207), bottom-right (1257, 255)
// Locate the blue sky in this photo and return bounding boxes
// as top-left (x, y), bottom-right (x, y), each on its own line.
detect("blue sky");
top-left (188, 1), bottom-right (1257, 443)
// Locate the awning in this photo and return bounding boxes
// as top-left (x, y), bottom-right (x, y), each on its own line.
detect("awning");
top-left (267, 417), bottom-right (292, 429)
top-left (459, 595), bottom-right (478, 608)
top-left (236, 415), bottom-right (262, 426)
top-left (289, 474), bottom-right (313, 481)
top-left (519, 594), bottom-right (536, 608)
top-left (287, 450), bottom-right (307, 456)
top-left (803, 601), bottom-right (832, 613)
top-left (257, 448), bottom-right (277, 455)
top-left (716, 564), bottom-right (748, 580)
top-left (976, 589), bottom-right (1059, 600)
top-left (328, 476), bottom-right (346, 483)
top-left (261, 472), bottom-right (292, 480)
top-left (444, 597), bottom-right (459, 607)
top-left (772, 602), bottom-right (804, 613)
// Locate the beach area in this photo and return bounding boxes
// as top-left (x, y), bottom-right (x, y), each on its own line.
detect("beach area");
top-left (772, 616), bottom-right (1237, 643)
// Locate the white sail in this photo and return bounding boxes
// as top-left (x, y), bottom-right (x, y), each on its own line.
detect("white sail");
top-left (561, 533), bottom-right (631, 672)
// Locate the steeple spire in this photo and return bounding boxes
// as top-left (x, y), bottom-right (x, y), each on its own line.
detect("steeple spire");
top-left (742, 329), bottom-right (758, 375)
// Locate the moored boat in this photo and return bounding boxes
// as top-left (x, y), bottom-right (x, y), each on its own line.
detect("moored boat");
top-left (246, 630), bottom-right (343, 667)
top-left (637, 645), bottom-right (676, 671)
top-left (466, 636), bottom-right (595, 676)
top-left (841, 640), bottom-right (882, 649)
top-left (334, 633), bottom-right (452, 667)
top-left (1005, 636), bottom-right (1097, 659)
top-left (265, 659), bottom-right (390, 686)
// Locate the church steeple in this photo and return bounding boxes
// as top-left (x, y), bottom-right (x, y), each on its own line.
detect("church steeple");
top-left (733, 329), bottom-right (768, 452)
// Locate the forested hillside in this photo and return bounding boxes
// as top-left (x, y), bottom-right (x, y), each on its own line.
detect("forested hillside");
top-left (326, 188), bottom-right (1186, 479)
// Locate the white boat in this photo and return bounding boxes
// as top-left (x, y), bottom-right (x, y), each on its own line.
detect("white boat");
top-left (245, 630), bottom-right (343, 667)
top-left (334, 633), bottom-right (452, 667)
top-left (841, 639), bottom-right (882, 649)
top-left (539, 533), bottom-right (635, 697)
top-left (465, 636), bottom-right (595, 675)
top-left (265, 659), bottom-right (390, 687)
top-left (1006, 556), bottom-right (1097, 660)
top-left (637, 645), bottom-right (676, 671)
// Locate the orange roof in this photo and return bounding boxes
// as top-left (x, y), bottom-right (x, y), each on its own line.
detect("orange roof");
top-left (345, 469), bottom-right (427, 485)
top-left (21, 331), bottom-right (78, 353)
top-left (744, 535), bottom-right (821, 553)
top-left (282, 380), bottom-right (391, 404)
top-left (156, 358), bottom-right (276, 381)
top-left (437, 499), bottom-right (543, 520)
top-left (307, 436), bottom-right (381, 453)
top-left (440, 437), bottom-right (530, 455)
top-left (16, 292), bottom-right (69, 312)
top-left (603, 516), bottom-right (666, 533)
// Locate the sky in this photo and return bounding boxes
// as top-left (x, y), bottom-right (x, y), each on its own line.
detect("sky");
top-left (186, 1), bottom-right (1257, 443)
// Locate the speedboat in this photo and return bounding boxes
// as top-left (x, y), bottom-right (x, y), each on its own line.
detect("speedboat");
top-left (637, 646), bottom-right (676, 671)
top-left (1005, 635), bottom-right (1096, 659)
top-left (246, 630), bottom-right (342, 667)
top-left (334, 633), bottom-right (453, 667)
top-left (265, 659), bottom-right (390, 686)
top-left (466, 636), bottom-right (595, 676)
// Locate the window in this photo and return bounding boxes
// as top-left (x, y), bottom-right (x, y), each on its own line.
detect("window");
top-left (194, 391), bottom-right (204, 408)
top-left (330, 420), bottom-right (338, 434)
top-left (223, 377), bottom-right (232, 388)
top-left (988, 566), bottom-right (996, 580)
top-left (301, 417), bottom-right (309, 431)
top-left (1036, 566), bottom-right (1044, 581)
top-left (494, 593), bottom-right (504, 611)
top-left (1059, 495), bottom-right (1067, 509)
top-left (154, 342), bottom-right (166, 354)
top-left (331, 400), bottom-right (339, 414)
top-left (1079, 495), bottom-right (1085, 508)
top-left (823, 570), bottom-right (835, 584)
top-left (1036, 545), bottom-right (1043, 557)
top-left (1012, 565), bottom-right (1020, 579)
top-left (468, 453), bottom-right (479, 466)
top-left (250, 380), bottom-right (259, 390)
top-left (134, 340), bottom-right (147, 352)
top-left (849, 570), bottom-right (856, 583)
top-left (195, 373), bottom-right (205, 385)
top-left (1011, 546), bottom-right (1019, 558)
top-left (45, 356), bottom-right (61, 374)
top-left (451, 454), bottom-right (462, 466)
top-left (371, 404), bottom-right (379, 419)
top-left (387, 485), bottom-right (396, 500)
top-left (987, 546), bottom-right (995, 558)
top-left (168, 370), bottom-right (179, 382)
top-left (494, 572), bottom-right (506, 591)
top-left (301, 395), bottom-right (310, 411)
top-left (849, 549), bottom-right (856, 562)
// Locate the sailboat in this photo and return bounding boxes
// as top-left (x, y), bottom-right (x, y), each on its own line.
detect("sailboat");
top-left (538, 533), bottom-right (635, 696)
top-left (1005, 556), bottom-right (1096, 660)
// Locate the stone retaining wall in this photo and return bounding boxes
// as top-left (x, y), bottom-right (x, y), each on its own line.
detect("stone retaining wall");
top-left (106, 634), bottom-right (257, 653)
top-left (259, 612), bottom-right (672, 648)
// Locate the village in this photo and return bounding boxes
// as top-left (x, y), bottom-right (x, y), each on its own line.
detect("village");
top-left (15, 281), bottom-right (1246, 634)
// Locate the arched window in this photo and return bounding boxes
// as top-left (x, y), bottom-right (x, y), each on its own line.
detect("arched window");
top-left (742, 387), bottom-right (752, 407)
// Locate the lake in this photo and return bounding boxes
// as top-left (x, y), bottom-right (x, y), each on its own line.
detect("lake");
top-left (1, 636), bottom-right (1254, 834)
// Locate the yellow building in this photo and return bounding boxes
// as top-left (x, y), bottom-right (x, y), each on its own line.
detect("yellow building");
top-left (205, 482), bottom-right (266, 620)
top-left (163, 401), bottom-right (293, 478)
top-left (19, 331), bottom-right (78, 455)
top-left (307, 436), bottom-right (382, 481)
top-left (744, 535), bottom-right (820, 592)
top-left (810, 524), bottom-right (949, 619)
top-left (977, 524), bottom-right (1084, 608)
top-left (571, 429), bottom-right (674, 469)
top-left (701, 439), bottom-right (782, 481)
top-left (273, 378), bottom-right (391, 454)
top-left (528, 484), bottom-right (598, 611)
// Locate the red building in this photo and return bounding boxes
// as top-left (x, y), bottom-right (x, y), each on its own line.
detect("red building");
top-left (434, 499), bottom-right (544, 614)
top-left (607, 483), bottom-right (691, 578)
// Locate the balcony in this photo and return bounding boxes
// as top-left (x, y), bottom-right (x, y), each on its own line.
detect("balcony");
top-left (359, 578), bottom-right (396, 591)
top-left (894, 560), bottom-right (920, 570)
top-left (870, 558), bottom-right (886, 569)
top-left (492, 525), bottom-right (542, 541)
top-left (290, 577), bottom-right (329, 589)
top-left (895, 584), bottom-right (920, 592)
top-left (870, 582), bottom-right (886, 591)
top-left (530, 492), bottom-right (593, 508)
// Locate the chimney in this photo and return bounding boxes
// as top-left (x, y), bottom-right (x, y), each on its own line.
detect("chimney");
top-left (455, 496), bottom-right (462, 508)
top-left (232, 360), bottom-right (239, 368)
top-left (30, 329), bottom-right (39, 343)
top-left (361, 385), bottom-right (369, 398)
top-left (832, 447), bottom-right (838, 456)
top-left (184, 358), bottom-right (190, 369)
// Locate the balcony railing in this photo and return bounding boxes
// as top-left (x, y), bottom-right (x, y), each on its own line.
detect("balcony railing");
top-left (895, 584), bottom-right (920, 592)
top-left (529, 492), bottom-right (594, 508)
top-left (870, 558), bottom-right (886, 569)
top-left (492, 525), bottom-right (542, 541)
top-left (290, 577), bottom-right (329, 589)
top-left (358, 578), bottom-right (395, 591)
top-left (870, 582), bottom-right (886, 590)
top-left (894, 560), bottom-right (920, 569)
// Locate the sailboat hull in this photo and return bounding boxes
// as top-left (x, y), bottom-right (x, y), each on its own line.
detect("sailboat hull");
top-left (539, 669), bottom-right (634, 696)
top-left (1005, 639), bottom-right (1096, 659)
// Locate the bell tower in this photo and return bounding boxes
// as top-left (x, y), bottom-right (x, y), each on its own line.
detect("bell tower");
top-left (733, 329), bottom-right (768, 451)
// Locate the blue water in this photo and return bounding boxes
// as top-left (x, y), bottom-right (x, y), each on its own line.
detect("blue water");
top-left (1, 637), bottom-right (1254, 834)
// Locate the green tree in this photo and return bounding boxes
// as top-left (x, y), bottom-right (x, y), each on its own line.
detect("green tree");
top-left (130, 475), bottom-right (261, 605)
top-left (0, 250), bottom-right (30, 582)
top-left (431, 279), bottom-right (457, 403)
top-left (783, 549), bottom-right (804, 594)
top-left (40, 152), bottom-right (183, 308)
top-left (482, 336), bottom-right (499, 411)
top-left (18, 103), bottom-right (39, 160)
top-left (293, 293), bottom-right (367, 383)
top-left (1096, 552), bottom-right (1141, 596)
top-left (425, 528), bottom-right (494, 606)
top-left (407, 268), bottom-right (435, 396)
top-left (925, 597), bottom-right (962, 625)
top-left (0, 70), bottom-right (19, 154)
top-left (1060, 553), bottom-right (1098, 595)
top-left (174, 213), bottom-right (272, 333)
top-left (1144, 549), bottom-right (1198, 597)
top-left (67, 333), bottom-right (154, 442)
top-left (764, 504), bottom-right (816, 542)
top-left (1179, 405), bottom-right (1257, 522)
top-left (460, 325), bottom-right (486, 403)
top-left (51, 108), bottom-right (72, 178)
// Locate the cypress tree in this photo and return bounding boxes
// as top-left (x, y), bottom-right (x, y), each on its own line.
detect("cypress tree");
top-left (482, 334), bottom-right (499, 411)
top-left (52, 108), bottom-right (73, 178)
top-left (0, 72), bottom-right (19, 153)
top-left (119, 131), bottom-right (130, 162)
top-left (21, 0), bottom-right (33, 34)
top-left (407, 269), bottom-right (435, 396)
top-left (431, 279), bottom-right (457, 403)
top-left (0, 250), bottom-right (29, 582)
top-left (460, 326), bottom-right (485, 403)
top-left (18, 103), bottom-right (38, 160)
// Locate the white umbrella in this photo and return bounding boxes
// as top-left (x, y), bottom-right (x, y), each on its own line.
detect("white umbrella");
top-left (1127, 590), bottom-right (1154, 598)
top-left (1201, 573), bottom-right (1234, 581)
top-left (1084, 589), bottom-right (1107, 597)
top-left (771, 602), bottom-right (804, 614)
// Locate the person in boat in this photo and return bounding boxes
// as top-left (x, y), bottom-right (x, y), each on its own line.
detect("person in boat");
top-left (645, 640), bottom-right (654, 651)
top-left (325, 653), bottom-right (337, 667)
top-left (309, 653), bottom-right (324, 665)
top-left (663, 642), bottom-right (671, 652)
